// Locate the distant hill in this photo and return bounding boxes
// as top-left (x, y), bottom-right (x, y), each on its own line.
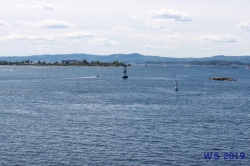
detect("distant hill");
top-left (0, 53), bottom-right (250, 64)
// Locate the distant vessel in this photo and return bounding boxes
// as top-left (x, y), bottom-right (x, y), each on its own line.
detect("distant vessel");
top-left (122, 65), bottom-right (128, 78)
top-left (232, 64), bottom-right (238, 68)
top-left (174, 71), bottom-right (176, 76)
top-left (142, 63), bottom-right (147, 67)
top-left (175, 81), bottom-right (178, 91)
top-left (183, 64), bottom-right (190, 68)
top-left (163, 63), bottom-right (170, 67)
top-left (246, 65), bottom-right (250, 70)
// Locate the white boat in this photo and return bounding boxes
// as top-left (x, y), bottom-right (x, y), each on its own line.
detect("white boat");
top-left (246, 65), bottom-right (250, 69)
top-left (163, 63), bottom-right (170, 67)
top-left (141, 63), bottom-right (147, 67)
top-left (183, 64), bottom-right (190, 68)
top-left (232, 64), bottom-right (238, 68)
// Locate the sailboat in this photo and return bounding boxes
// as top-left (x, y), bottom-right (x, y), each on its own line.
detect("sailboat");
top-left (122, 65), bottom-right (128, 78)
top-left (163, 63), bottom-right (170, 67)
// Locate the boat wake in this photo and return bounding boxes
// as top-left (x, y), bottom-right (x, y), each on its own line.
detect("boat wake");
top-left (63, 75), bottom-right (100, 80)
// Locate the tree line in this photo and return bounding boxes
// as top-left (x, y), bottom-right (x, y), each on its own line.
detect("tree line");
top-left (0, 59), bottom-right (131, 67)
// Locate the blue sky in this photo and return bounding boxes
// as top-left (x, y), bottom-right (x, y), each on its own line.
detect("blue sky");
top-left (0, 0), bottom-right (250, 57)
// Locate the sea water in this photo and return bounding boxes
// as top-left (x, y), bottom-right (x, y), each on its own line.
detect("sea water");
top-left (0, 65), bottom-right (249, 165)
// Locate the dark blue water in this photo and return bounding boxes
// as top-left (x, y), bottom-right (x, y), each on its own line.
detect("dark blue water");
top-left (0, 65), bottom-right (249, 165)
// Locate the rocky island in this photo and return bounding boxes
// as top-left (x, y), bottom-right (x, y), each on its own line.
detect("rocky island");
top-left (0, 59), bottom-right (131, 67)
top-left (209, 77), bottom-right (236, 81)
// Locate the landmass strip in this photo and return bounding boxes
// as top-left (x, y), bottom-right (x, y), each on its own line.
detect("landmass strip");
top-left (0, 59), bottom-right (131, 67)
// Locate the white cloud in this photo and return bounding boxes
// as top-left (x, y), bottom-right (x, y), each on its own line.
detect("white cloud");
top-left (63, 31), bottom-right (95, 38)
top-left (162, 33), bottom-right (185, 39)
top-left (130, 9), bottom-right (192, 32)
top-left (148, 9), bottom-right (192, 22)
top-left (39, 45), bottom-right (51, 49)
top-left (131, 41), bottom-right (138, 44)
top-left (34, 3), bottom-right (56, 10)
top-left (0, 34), bottom-right (28, 42)
top-left (0, 20), bottom-right (11, 27)
top-left (237, 20), bottom-right (250, 31)
top-left (142, 45), bottom-right (158, 49)
top-left (128, 13), bottom-right (145, 20)
top-left (195, 34), bottom-right (239, 42)
top-left (10, 4), bottom-right (31, 10)
top-left (37, 19), bottom-right (76, 28)
top-left (131, 33), bottom-right (184, 41)
top-left (72, 39), bottom-right (80, 44)
top-left (111, 26), bottom-right (130, 31)
top-left (0, 34), bottom-right (57, 42)
top-left (131, 33), bottom-right (153, 38)
top-left (88, 38), bottom-right (120, 46)
top-left (0, 31), bottom-right (95, 42)
top-left (163, 45), bottom-right (178, 50)
top-left (145, 20), bottom-right (171, 32)
top-left (199, 47), bottom-right (212, 51)
top-left (17, 20), bottom-right (35, 27)
top-left (28, 35), bottom-right (57, 41)
top-left (18, 19), bottom-right (76, 28)
top-left (38, 45), bottom-right (61, 50)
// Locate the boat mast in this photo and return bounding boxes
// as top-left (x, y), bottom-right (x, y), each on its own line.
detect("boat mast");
top-left (123, 65), bottom-right (127, 76)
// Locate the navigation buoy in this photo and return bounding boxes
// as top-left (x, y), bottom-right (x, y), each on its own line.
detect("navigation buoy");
top-left (122, 64), bottom-right (128, 78)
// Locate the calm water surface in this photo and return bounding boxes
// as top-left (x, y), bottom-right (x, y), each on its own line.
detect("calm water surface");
top-left (0, 65), bottom-right (249, 166)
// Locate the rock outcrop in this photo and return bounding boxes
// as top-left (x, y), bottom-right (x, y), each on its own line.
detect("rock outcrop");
top-left (209, 77), bottom-right (236, 81)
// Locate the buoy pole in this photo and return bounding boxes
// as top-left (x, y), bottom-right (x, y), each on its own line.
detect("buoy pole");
top-left (122, 64), bottom-right (128, 78)
top-left (175, 81), bottom-right (178, 91)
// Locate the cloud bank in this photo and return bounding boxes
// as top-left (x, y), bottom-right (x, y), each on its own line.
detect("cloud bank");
top-left (34, 3), bottom-right (56, 10)
top-left (18, 19), bottom-right (76, 28)
top-left (145, 20), bottom-right (171, 32)
top-left (63, 31), bottom-right (95, 38)
top-left (237, 20), bottom-right (250, 31)
top-left (142, 45), bottom-right (159, 49)
top-left (88, 38), bottom-right (120, 46)
top-left (195, 34), bottom-right (239, 42)
top-left (0, 20), bottom-right (11, 27)
top-left (111, 26), bottom-right (130, 31)
top-left (0, 31), bottom-right (95, 42)
top-left (130, 9), bottom-right (192, 32)
top-left (148, 9), bottom-right (193, 22)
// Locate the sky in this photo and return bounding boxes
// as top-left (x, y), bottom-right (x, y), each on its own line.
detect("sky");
top-left (0, 0), bottom-right (250, 58)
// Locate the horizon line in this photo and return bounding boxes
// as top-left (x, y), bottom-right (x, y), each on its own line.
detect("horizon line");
top-left (0, 53), bottom-right (250, 59)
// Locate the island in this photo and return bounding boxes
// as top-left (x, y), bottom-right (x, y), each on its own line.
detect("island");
top-left (209, 77), bottom-right (236, 81)
top-left (0, 59), bottom-right (131, 67)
